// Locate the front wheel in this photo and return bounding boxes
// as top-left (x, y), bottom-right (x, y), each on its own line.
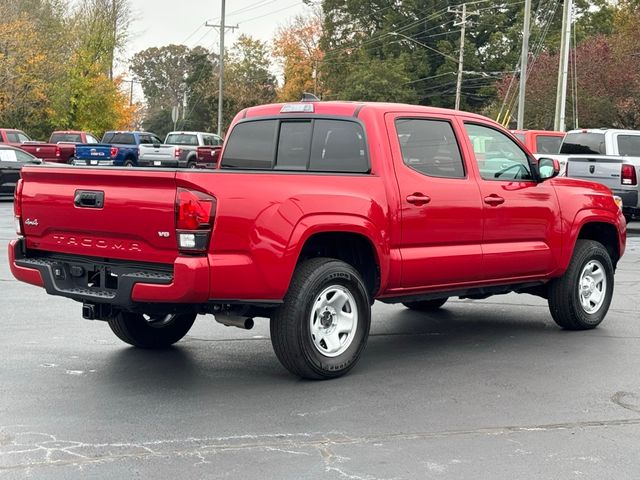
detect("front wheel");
top-left (270, 258), bottom-right (371, 379)
top-left (108, 312), bottom-right (196, 348)
top-left (548, 239), bottom-right (614, 330)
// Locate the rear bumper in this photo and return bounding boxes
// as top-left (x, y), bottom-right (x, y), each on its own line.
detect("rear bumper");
top-left (138, 158), bottom-right (181, 168)
top-left (9, 239), bottom-right (210, 306)
top-left (611, 189), bottom-right (639, 215)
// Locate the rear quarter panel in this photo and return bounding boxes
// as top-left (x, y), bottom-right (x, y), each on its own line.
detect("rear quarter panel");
top-left (176, 171), bottom-right (391, 300)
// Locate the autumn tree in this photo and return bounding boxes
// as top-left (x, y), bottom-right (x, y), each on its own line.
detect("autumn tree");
top-left (131, 45), bottom-right (216, 136)
top-left (273, 13), bottom-right (324, 101)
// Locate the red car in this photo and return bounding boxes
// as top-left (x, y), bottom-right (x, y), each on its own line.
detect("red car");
top-left (19, 131), bottom-right (99, 164)
top-left (10, 101), bottom-right (626, 379)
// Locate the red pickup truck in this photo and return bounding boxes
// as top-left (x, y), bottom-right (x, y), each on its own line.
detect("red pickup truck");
top-left (9, 101), bottom-right (626, 379)
top-left (19, 131), bottom-right (99, 164)
top-left (0, 128), bottom-right (32, 145)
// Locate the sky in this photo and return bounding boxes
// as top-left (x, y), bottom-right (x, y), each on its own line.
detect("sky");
top-left (124, 0), bottom-right (309, 60)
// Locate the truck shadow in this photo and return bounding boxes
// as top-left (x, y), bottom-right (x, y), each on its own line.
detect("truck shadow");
top-left (97, 302), bottom-right (602, 396)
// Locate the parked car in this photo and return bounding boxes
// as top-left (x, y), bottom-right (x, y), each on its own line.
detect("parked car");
top-left (0, 145), bottom-right (40, 198)
top-left (138, 131), bottom-right (223, 168)
top-left (19, 131), bottom-right (99, 164)
top-left (0, 129), bottom-right (32, 146)
top-left (561, 129), bottom-right (640, 222)
top-left (9, 101), bottom-right (626, 380)
top-left (511, 129), bottom-right (565, 155)
top-left (196, 144), bottom-right (222, 169)
top-left (74, 131), bottom-right (163, 167)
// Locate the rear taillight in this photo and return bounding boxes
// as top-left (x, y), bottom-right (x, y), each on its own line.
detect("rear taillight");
top-left (14, 178), bottom-right (23, 235)
top-left (622, 164), bottom-right (637, 185)
top-left (110, 147), bottom-right (119, 158)
top-left (175, 148), bottom-right (181, 158)
top-left (175, 188), bottom-right (216, 254)
top-left (55, 146), bottom-right (61, 158)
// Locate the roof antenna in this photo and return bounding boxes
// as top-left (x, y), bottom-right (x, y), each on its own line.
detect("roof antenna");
top-left (301, 92), bottom-right (320, 102)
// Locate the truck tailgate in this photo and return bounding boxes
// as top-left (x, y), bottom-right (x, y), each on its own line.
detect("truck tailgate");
top-left (20, 166), bottom-right (179, 264)
top-left (139, 144), bottom-right (176, 162)
top-left (566, 156), bottom-right (623, 189)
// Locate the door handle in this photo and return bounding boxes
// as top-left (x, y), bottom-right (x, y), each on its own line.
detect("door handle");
top-left (406, 193), bottom-right (431, 206)
top-left (484, 194), bottom-right (505, 206)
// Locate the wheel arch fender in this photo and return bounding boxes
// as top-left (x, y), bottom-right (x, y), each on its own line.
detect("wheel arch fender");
top-left (284, 214), bottom-right (390, 297)
top-left (560, 208), bottom-right (625, 273)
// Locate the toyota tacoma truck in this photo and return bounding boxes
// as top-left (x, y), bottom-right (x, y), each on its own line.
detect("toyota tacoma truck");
top-left (9, 101), bottom-right (627, 380)
top-left (138, 131), bottom-right (223, 168)
top-left (75, 131), bottom-right (163, 167)
top-left (511, 129), bottom-right (565, 155)
top-left (19, 131), bottom-right (99, 164)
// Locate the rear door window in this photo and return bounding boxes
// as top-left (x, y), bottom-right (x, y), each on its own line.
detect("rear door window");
top-left (617, 135), bottom-right (640, 156)
top-left (536, 135), bottom-right (563, 154)
top-left (6, 132), bottom-right (19, 143)
top-left (221, 120), bottom-right (278, 169)
top-left (395, 118), bottom-right (465, 178)
top-left (560, 132), bottom-right (605, 154)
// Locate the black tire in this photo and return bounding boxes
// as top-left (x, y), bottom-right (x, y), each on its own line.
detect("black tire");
top-left (403, 297), bottom-right (448, 311)
top-left (108, 312), bottom-right (196, 348)
top-left (123, 159), bottom-right (135, 167)
top-left (187, 161), bottom-right (197, 169)
top-left (67, 156), bottom-right (76, 165)
top-left (624, 214), bottom-right (633, 224)
top-left (548, 239), bottom-right (614, 330)
top-left (270, 258), bottom-right (371, 380)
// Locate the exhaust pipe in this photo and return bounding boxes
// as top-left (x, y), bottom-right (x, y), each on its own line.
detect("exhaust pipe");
top-left (215, 314), bottom-right (254, 330)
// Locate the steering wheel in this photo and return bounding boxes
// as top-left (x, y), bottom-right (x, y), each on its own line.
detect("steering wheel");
top-left (494, 163), bottom-right (528, 179)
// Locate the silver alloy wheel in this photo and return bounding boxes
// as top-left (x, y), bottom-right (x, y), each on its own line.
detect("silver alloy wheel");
top-left (309, 285), bottom-right (358, 358)
top-left (578, 260), bottom-right (607, 314)
top-left (143, 314), bottom-right (176, 328)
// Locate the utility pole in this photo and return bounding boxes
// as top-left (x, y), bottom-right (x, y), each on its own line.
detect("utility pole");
top-left (517, 0), bottom-right (532, 129)
top-left (449, 4), bottom-right (479, 110)
top-left (206, 1), bottom-right (239, 137)
top-left (554, 0), bottom-right (572, 132)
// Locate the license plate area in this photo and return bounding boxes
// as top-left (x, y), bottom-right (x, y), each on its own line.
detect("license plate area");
top-left (154, 161), bottom-right (161, 166)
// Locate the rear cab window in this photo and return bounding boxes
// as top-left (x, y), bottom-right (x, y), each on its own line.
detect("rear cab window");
top-left (166, 133), bottom-right (198, 146)
top-left (103, 132), bottom-right (136, 145)
top-left (221, 117), bottom-right (369, 173)
top-left (536, 135), bottom-right (563, 154)
top-left (560, 132), bottom-right (605, 154)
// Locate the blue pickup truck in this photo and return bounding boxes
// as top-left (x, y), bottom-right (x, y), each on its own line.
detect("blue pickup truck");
top-left (74, 131), bottom-right (163, 167)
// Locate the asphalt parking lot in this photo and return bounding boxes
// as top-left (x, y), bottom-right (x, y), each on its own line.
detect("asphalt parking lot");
top-left (1, 199), bottom-right (640, 479)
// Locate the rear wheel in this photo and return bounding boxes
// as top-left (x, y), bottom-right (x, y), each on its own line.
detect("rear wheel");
top-left (403, 298), bottom-right (448, 311)
top-left (270, 258), bottom-right (371, 379)
top-left (548, 239), bottom-right (614, 330)
top-left (67, 156), bottom-right (76, 165)
top-left (123, 159), bottom-right (135, 167)
top-left (187, 161), bottom-right (197, 169)
top-left (108, 312), bottom-right (196, 348)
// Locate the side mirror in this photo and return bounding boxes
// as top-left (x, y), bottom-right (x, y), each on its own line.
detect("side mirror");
top-left (538, 157), bottom-right (560, 180)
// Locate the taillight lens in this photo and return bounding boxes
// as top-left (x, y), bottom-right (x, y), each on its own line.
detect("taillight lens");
top-left (55, 146), bottom-right (61, 157)
top-left (621, 164), bottom-right (637, 185)
top-left (175, 148), bottom-right (181, 158)
top-left (175, 188), bottom-right (216, 254)
top-left (14, 178), bottom-right (23, 235)
top-left (110, 147), bottom-right (119, 158)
